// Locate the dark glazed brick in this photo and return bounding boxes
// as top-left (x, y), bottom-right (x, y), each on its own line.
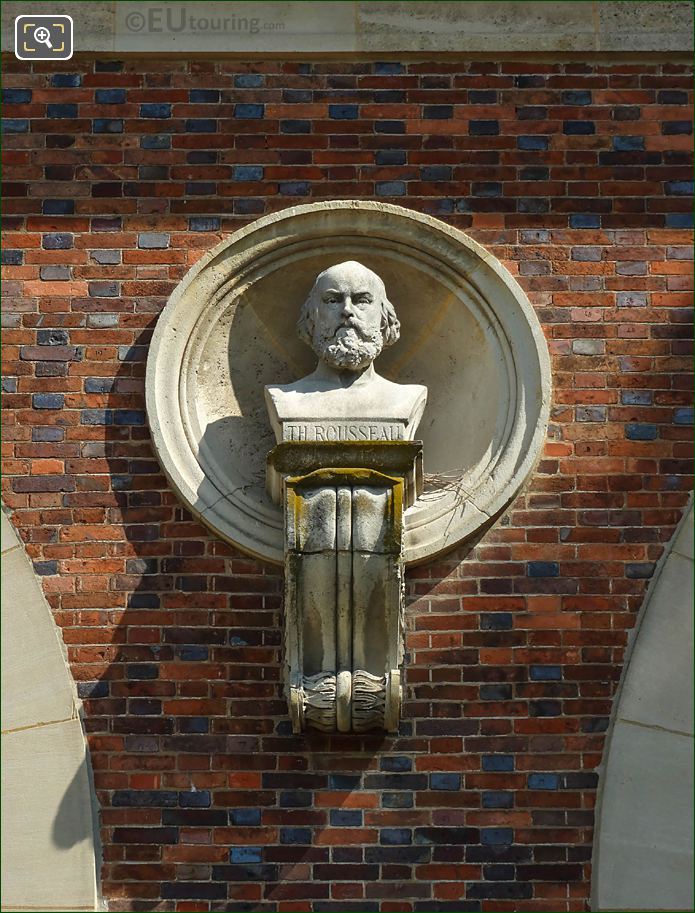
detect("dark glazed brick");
top-left (561, 772), bottom-right (599, 789)
top-left (279, 181), bottom-right (310, 196)
top-left (179, 790), bottom-right (211, 807)
top-left (482, 755), bottom-right (514, 772)
top-left (3, 89), bottom-right (32, 104)
top-left (423, 105), bottom-right (453, 119)
top-left (279, 790), bottom-right (312, 807)
top-left (96, 89), bottom-right (126, 104)
top-left (414, 827), bottom-right (479, 845)
top-left (1, 250), bottom-right (22, 265)
top-left (51, 73), bottom-right (81, 86)
top-left (230, 846), bottom-right (262, 863)
top-left (32, 393), bottom-right (64, 410)
top-left (470, 120), bottom-right (499, 135)
top-left (112, 790), bottom-right (178, 807)
top-left (517, 864), bottom-right (584, 881)
top-left (329, 809), bottom-right (362, 826)
top-left (280, 827), bottom-right (312, 844)
top-left (518, 135), bottom-right (549, 150)
top-left (186, 119), bottom-right (216, 132)
top-left (375, 120), bottom-right (406, 134)
top-left (514, 75), bottom-right (545, 87)
top-left (329, 105), bottom-right (358, 119)
top-left (211, 864), bottom-right (278, 881)
top-left (625, 562), bottom-right (656, 579)
top-left (562, 90), bottom-right (592, 105)
top-left (469, 90), bottom-right (497, 103)
top-left (481, 613), bottom-right (512, 630)
top-left (235, 74), bottom-right (265, 87)
top-left (415, 904), bottom-right (481, 912)
top-left (420, 165), bottom-right (452, 181)
top-left (364, 773), bottom-right (427, 789)
top-left (190, 89), bottom-right (221, 103)
top-left (430, 773), bottom-right (461, 790)
top-left (530, 665), bottom-right (562, 681)
top-left (614, 106), bottom-right (641, 120)
top-left (519, 166), bottom-right (550, 181)
top-left (570, 214), bottom-right (601, 228)
top-left (613, 135), bottom-right (645, 151)
top-left (665, 181), bottom-right (694, 195)
top-left (233, 165), bottom-right (264, 181)
top-left (113, 827), bottom-right (178, 843)
top-left (530, 700), bottom-right (561, 717)
top-left (517, 106), bottom-right (546, 119)
top-left (481, 828), bottom-right (513, 845)
top-left (473, 182), bottom-right (502, 197)
top-left (140, 103), bottom-right (171, 118)
top-left (163, 809), bottom-right (227, 826)
top-left (235, 105), bottom-right (264, 119)
top-left (365, 846), bottom-right (430, 863)
top-left (376, 181), bottom-right (406, 196)
top-left (380, 828), bottom-right (412, 844)
top-left (528, 561), bottom-right (560, 577)
top-left (47, 104), bottom-right (77, 119)
top-left (141, 134), bottom-right (170, 149)
top-left (374, 62), bottom-right (405, 74)
top-left (37, 329), bottom-right (70, 346)
top-left (482, 792), bottom-right (513, 809)
top-left (39, 266), bottom-right (70, 281)
top-left (480, 683), bottom-right (512, 700)
top-left (375, 150), bottom-right (407, 166)
top-left (77, 681), bottom-right (108, 699)
top-left (281, 120), bottom-right (311, 133)
top-left (231, 808), bottom-right (262, 826)
top-left (43, 200), bottom-right (75, 215)
top-left (467, 882), bottom-right (533, 900)
top-left (564, 120), bottom-right (596, 134)
top-left (626, 423), bottom-right (658, 441)
top-left (93, 119), bottom-right (123, 134)
top-left (188, 216), bottom-right (220, 231)
top-left (161, 883), bottom-right (227, 900)
top-left (1, 120), bottom-right (29, 133)
top-left (658, 90), bottom-right (688, 104)
top-left (379, 756), bottom-right (412, 772)
top-left (666, 213), bottom-right (692, 228)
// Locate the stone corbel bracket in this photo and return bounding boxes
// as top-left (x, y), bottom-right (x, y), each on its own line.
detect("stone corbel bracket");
top-left (268, 441), bottom-right (422, 733)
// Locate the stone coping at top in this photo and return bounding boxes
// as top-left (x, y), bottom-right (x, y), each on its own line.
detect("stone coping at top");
top-left (2, 1), bottom-right (693, 56)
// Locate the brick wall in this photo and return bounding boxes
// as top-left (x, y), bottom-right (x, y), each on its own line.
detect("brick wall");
top-left (1, 56), bottom-right (693, 912)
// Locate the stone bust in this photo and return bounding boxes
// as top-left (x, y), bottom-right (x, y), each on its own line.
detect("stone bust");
top-left (265, 261), bottom-right (427, 443)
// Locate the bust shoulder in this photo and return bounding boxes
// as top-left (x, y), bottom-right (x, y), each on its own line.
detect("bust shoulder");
top-left (264, 371), bottom-right (427, 442)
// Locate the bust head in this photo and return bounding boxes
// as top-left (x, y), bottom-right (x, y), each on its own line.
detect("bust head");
top-left (297, 261), bottom-right (400, 372)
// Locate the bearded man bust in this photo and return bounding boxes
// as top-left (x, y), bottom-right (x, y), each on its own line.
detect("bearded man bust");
top-left (264, 261), bottom-right (427, 444)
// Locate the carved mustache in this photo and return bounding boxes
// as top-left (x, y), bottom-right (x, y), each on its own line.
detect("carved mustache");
top-left (333, 318), bottom-right (366, 337)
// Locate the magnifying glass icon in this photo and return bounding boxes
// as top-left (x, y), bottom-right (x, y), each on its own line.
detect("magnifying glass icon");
top-left (33, 26), bottom-right (53, 49)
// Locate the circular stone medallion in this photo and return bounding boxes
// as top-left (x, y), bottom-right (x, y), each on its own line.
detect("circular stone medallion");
top-left (146, 201), bottom-right (551, 565)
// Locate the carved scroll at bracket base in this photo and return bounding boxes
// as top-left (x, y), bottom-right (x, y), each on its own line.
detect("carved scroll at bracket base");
top-left (268, 442), bottom-right (421, 734)
top-left (289, 670), bottom-right (402, 734)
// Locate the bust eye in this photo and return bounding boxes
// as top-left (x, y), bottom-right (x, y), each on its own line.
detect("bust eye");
top-left (354, 295), bottom-right (373, 305)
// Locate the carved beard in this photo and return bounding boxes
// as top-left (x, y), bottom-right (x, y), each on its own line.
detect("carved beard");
top-left (313, 322), bottom-right (384, 371)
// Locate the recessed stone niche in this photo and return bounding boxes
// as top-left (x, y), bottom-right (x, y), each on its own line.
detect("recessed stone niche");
top-left (146, 201), bottom-right (551, 566)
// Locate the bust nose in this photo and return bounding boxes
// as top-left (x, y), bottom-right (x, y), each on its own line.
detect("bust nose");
top-left (341, 296), bottom-right (356, 317)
